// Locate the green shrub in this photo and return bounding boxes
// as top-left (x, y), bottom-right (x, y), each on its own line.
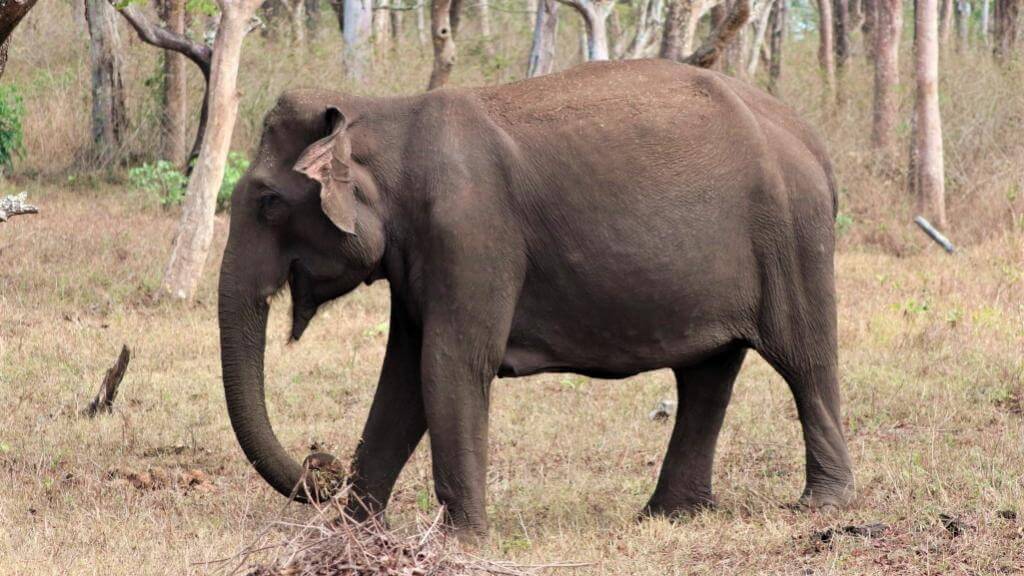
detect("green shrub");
top-left (0, 85), bottom-right (26, 176)
top-left (218, 151), bottom-right (250, 212)
top-left (128, 151), bottom-right (249, 212)
top-left (128, 160), bottom-right (188, 209)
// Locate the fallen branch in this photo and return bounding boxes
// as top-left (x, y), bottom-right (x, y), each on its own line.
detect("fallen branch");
top-left (683, 0), bottom-right (750, 68)
top-left (82, 345), bottom-right (131, 417)
top-left (0, 192), bottom-right (38, 222)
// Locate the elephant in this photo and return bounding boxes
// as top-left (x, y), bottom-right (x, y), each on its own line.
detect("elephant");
top-left (218, 58), bottom-right (854, 541)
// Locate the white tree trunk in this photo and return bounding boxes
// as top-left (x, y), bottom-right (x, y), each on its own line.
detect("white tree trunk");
top-left (479, 0), bottom-right (492, 37)
top-left (528, 0), bottom-right (559, 76)
top-left (373, 0), bottom-right (391, 49)
top-left (162, 0), bottom-right (189, 165)
top-left (162, 0), bottom-right (262, 300)
top-left (558, 0), bottom-right (613, 60)
top-left (913, 0), bottom-right (947, 229)
top-left (344, 0), bottom-right (373, 80)
top-left (428, 0), bottom-right (456, 89)
top-left (981, 0), bottom-right (990, 43)
top-left (816, 0), bottom-right (836, 93)
top-left (416, 0), bottom-right (427, 44)
top-left (746, 0), bottom-right (776, 76)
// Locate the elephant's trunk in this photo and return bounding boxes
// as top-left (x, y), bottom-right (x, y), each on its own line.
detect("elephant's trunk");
top-left (218, 276), bottom-right (337, 503)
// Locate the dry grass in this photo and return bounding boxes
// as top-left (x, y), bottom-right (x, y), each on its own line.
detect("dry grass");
top-left (2, 4), bottom-right (1023, 575)
top-left (1, 186), bottom-right (1021, 575)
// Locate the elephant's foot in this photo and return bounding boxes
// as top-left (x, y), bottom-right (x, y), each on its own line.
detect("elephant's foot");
top-left (797, 477), bottom-right (856, 512)
top-left (638, 493), bottom-right (716, 521)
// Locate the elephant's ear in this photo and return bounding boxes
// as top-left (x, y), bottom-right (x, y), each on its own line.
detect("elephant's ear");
top-left (293, 107), bottom-right (357, 235)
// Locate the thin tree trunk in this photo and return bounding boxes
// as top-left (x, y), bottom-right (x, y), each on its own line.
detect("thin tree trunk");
top-left (528, 0), bottom-right (560, 76)
top-left (955, 0), bottom-right (970, 50)
top-left (0, 0), bottom-right (40, 79)
top-left (872, 0), bottom-right (901, 150)
top-left (939, 0), bottom-right (954, 43)
top-left (816, 0), bottom-right (836, 94)
top-left (161, 0), bottom-right (189, 165)
top-left (993, 0), bottom-right (1020, 60)
top-left (306, 0), bottom-right (321, 34)
top-left (479, 0), bottom-right (492, 38)
top-left (416, 0), bottom-right (427, 44)
top-left (344, 0), bottom-right (373, 79)
top-left (329, 0), bottom-right (344, 34)
top-left (428, 0), bottom-right (456, 88)
top-left (373, 0), bottom-right (390, 49)
top-left (746, 0), bottom-right (776, 76)
top-left (833, 0), bottom-right (848, 68)
top-left (981, 0), bottom-right (989, 43)
top-left (557, 0), bottom-right (614, 60)
top-left (291, 0), bottom-right (308, 44)
top-left (862, 0), bottom-right (876, 58)
top-left (85, 0), bottom-right (128, 165)
top-left (661, 0), bottom-right (699, 59)
top-left (912, 0), bottom-right (947, 229)
top-left (163, 0), bottom-right (263, 300)
top-left (626, 0), bottom-right (663, 58)
top-left (768, 0), bottom-right (786, 92)
top-left (390, 0), bottom-right (403, 48)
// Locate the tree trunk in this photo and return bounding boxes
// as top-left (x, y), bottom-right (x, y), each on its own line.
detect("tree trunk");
top-left (833, 0), bottom-right (848, 69)
top-left (912, 0), bottom-right (947, 229)
top-left (862, 0), bottom-right (876, 58)
top-left (344, 0), bottom-right (373, 79)
top-left (528, 0), bottom-right (560, 76)
top-left (162, 0), bottom-right (262, 301)
top-left (626, 0), bottom-right (663, 58)
top-left (872, 0), bottom-right (901, 150)
top-left (746, 0), bottom-right (776, 76)
top-left (661, 0), bottom-right (702, 59)
top-left (557, 0), bottom-right (614, 60)
top-left (160, 0), bottom-right (188, 166)
top-left (373, 0), bottom-right (390, 49)
top-left (479, 0), bottom-right (492, 38)
top-left (993, 0), bottom-right (1020, 60)
top-left (981, 0), bottom-right (990, 44)
top-left (290, 0), bottom-right (308, 45)
top-left (329, 0), bottom-right (344, 34)
top-left (768, 0), bottom-right (786, 92)
top-left (428, 0), bottom-right (456, 88)
top-left (306, 0), bottom-right (321, 34)
top-left (939, 0), bottom-right (954, 43)
top-left (955, 0), bottom-right (970, 50)
top-left (86, 0), bottom-right (128, 165)
top-left (0, 0), bottom-right (40, 80)
top-left (390, 0), bottom-right (403, 48)
top-left (416, 0), bottom-right (427, 44)
top-left (816, 0), bottom-right (836, 93)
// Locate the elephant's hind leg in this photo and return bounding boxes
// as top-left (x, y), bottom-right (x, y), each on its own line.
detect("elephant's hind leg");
top-left (641, 347), bottom-right (747, 519)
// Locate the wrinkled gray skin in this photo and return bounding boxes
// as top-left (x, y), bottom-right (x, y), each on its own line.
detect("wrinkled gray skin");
top-left (218, 59), bottom-right (854, 541)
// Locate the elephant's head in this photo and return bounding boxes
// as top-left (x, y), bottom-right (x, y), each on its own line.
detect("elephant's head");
top-left (218, 90), bottom-right (387, 501)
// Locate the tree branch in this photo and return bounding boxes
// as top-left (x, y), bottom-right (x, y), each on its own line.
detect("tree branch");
top-left (114, 3), bottom-right (212, 74)
top-left (683, 0), bottom-right (750, 68)
top-left (0, 192), bottom-right (38, 222)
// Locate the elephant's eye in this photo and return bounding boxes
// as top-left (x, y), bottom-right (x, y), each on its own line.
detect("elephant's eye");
top-left (258, 192), bottom-right (287, 224)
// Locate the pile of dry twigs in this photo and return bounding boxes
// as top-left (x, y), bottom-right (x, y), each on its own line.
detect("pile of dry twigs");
top-left (229, 485), bottom-right (582, 576)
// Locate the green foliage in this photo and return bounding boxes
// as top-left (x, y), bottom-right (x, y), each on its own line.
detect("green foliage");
top-left (129, 160), bottom-right (188, 209)
top-left (0, 85), bottom-right (26, 176)
top-left (218, 151), bottom-right (250, 212)
top-left (186, 0), bottom-right (219, 16)
top-left (128, 152), bottom-right (248, 212)
top-left (835, 212), bottom-right (854, 236)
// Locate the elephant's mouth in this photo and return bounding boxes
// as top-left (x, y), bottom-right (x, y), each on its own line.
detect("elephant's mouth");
top-left (289, 260), bottom-right (321, 342)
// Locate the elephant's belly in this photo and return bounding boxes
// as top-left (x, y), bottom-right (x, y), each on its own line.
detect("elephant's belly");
top-left (497, 292), bottom-right (746, 379)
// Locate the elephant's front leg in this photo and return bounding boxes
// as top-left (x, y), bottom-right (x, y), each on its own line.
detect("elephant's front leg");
top-left (347, 301), bottom-right (427, 519)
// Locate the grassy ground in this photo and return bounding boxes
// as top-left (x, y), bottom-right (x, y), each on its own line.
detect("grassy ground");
top-left (1, 185), bottom-right (1021, 575)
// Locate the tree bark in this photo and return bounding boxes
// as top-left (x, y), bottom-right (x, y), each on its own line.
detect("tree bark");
top-left (0, 0), bottom-right (40, 80)
top-left (872, 0), bottom-right (901, 150)
top-left (816, 0), bottom-right (836, 94)
top-left (661, 0), bottom-right (709, 59)
top-left (861, 0), bottom-right (876, 58)
top-left (344, 0), bottom-right (373, 80)
top-left (684, 0), bottom-right (750, 67)
top-left (939, 0), bottom-right (954, 43)
top-left (160, 0), bottom-right (189, 165)
top-left (625, 0), bottom-right (663, 58)
top-left (281, 0), bottom-right (308, 45)
top-left (162, 0), bottom-right (263, 301)
top-left (954, 0), bottom-right (970, 50)
top-left (86, 0), bottom-right (129, 165)
top-left (768, 0), bottom-right (786, 93)
top-left (390, 0), bottom-right (403, 49)
top-left (428, 0), bottom-right (456, 88)
top-left (912, 0), bottom-right (947, 229)
top-left (746, 0), bottom-right (776, 76)
top-left (373, 0), bottom-right (390, 49)
top-left (981, 0), bottom-right (990, 44)
top-left (478, 0), bottom-right (492, 38)
top-left (993, 0), bottom-right (1020, 60)
top-left (306, 0), bottom-right (321, 33)
top-left (528, 0), bottom-right (560, 76)
top-left (833, 0), bottom-right (849, 69)
top-left (556, 0), bottom-right (614, 60)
